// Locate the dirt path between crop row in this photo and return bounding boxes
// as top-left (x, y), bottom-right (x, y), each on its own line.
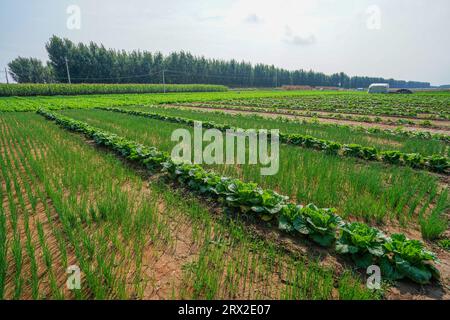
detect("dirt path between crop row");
top-left (165, 104), bottom-right (450, 135)
top-left (197, 102), bottom-right (450, 125)
top-left (280, 109), bottom-right (450, 129)
top-left (202, 102), bottom-right (450, 126)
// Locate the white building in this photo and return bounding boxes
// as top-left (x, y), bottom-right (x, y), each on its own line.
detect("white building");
top-left (368, 83), bottom-right (389, 94)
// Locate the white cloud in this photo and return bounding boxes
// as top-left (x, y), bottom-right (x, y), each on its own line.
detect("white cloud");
top-left (284, 25), bottom-right (316, 46)
top-left (244, 14), bottom-right (263, 24)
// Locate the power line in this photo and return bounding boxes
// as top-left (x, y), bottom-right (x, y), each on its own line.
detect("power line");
top-left (41, 68), bottom-right (266, 82)
top-left (1, 67), bottom-right (281, 84)
top-left (49, 69), bottom-right (162, 81)
top-left (164, 69), bottom-right (258, 80)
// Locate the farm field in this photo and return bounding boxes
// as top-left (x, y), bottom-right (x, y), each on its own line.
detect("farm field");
top-left (192, 92), bottom-right (450, 118)
top-left (168, 97), bottom-right (450, 132)
top-left (59, 108), bottom-right (449, 228)
top-left (116, 105), bottom-right (450, 156)
top-left (0, 112), bottom-right (380, 300)
top-left (165, 104), bottom-right (450, 138)
top-left (0, 90), bottom-right (449, 300)
top-left (168, 103), bottom-right (450, 132)
top-left (0, 90), bottom-right (348, 112)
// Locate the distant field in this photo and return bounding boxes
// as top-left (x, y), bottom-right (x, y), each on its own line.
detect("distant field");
top-left (0, 90), bottom-right (449, 114)
top-left (177, 93), bottom-right (450, 119)
top-left (0, 90), bottom-right (355, 111)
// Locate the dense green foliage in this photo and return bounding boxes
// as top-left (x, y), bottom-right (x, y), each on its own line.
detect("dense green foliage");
top-left (37, 109), bottom-right (441, 284)
top-left (438, 239), bottom-right (450, 251)
top-left (8, 57), bottom-right (54, 83)
top-left (336, 224), bottom-right (440, 284)
top-left (0, 83), bottom-right (227, 97)
top-left (383, 234), bottom-right (440, 284)
top-left (279, 204), bottom-right (343, 247)
top-left (336, 222), bottom-right (388, 268)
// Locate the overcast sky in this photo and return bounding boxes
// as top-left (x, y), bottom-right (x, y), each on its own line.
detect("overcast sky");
top-left (1, 0), bottom-right (449, 85)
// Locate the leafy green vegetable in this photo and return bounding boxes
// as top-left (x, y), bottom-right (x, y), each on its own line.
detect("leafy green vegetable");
top-left (279, 203), bottom-right (343, 247)
top-left (336, 222), bottom-right (388, 268)
top-left (383, 234), bottom-right (439, 284)
top-left (380, 151), bottom-right (402, 164)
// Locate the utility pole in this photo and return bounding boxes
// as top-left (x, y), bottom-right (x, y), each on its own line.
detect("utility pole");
top-left (275, 70), bottom-right (278, 88)
top-left (4, 67), bottom-right (9, 84)
top-left (162, 69), bottom-right (166, 93)
top-left (65, 57), bottom-right (71, 84)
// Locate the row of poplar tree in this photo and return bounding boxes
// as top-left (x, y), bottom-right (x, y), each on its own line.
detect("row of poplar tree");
top-left (7, 35), bottom-right (430, 88)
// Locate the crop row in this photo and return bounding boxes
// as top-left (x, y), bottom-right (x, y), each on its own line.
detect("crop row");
top-left (175, 102), bottom-right (448, 130)
top-left (150, 104), bottom-right (450, 144)
top-left (268, 112), bottom-right (450, 143)
top-left (205, 94), bottom-right (450, 118)
top-left (99, 107), bottom-right (449, 174)
top-left (0, 90), bottom-right (341, 112)
top-left (37, 108), bottom-right (441, 285)
top-left (0, 83), bottom-right (228, 97)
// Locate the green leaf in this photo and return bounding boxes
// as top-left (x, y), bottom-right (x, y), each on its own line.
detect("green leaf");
top-left (278, 215), bottom-right (293, 232)
top-left (293, 217), bottom-right (309, 234)
top-left (311, 233), bottom-right (335, 247)
top-left (379, 257), bottom-right (404, 281)
top-left (395, 256), bottom-right (432, 284)
top-left (367, 245), bottom-right (385, 257)
top-left (352, 252), bottom-right (374, 269)
top-left (250, 206), bottom-right (265, 213)
top-left (260, 214), bottom-right (273, 222)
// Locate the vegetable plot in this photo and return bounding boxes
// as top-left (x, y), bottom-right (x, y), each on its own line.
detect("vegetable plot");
top-left (37, 109), bottom-right (442, 285)
top-left (165, 105), bottom-right (450, 143)
top-left (200, 94), bottom-right (450, 119)
top-left (99, 107), bottom-right (449, 174)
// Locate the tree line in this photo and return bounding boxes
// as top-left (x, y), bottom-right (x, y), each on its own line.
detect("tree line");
top-left (7, 35), bottom-right (430, 89)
